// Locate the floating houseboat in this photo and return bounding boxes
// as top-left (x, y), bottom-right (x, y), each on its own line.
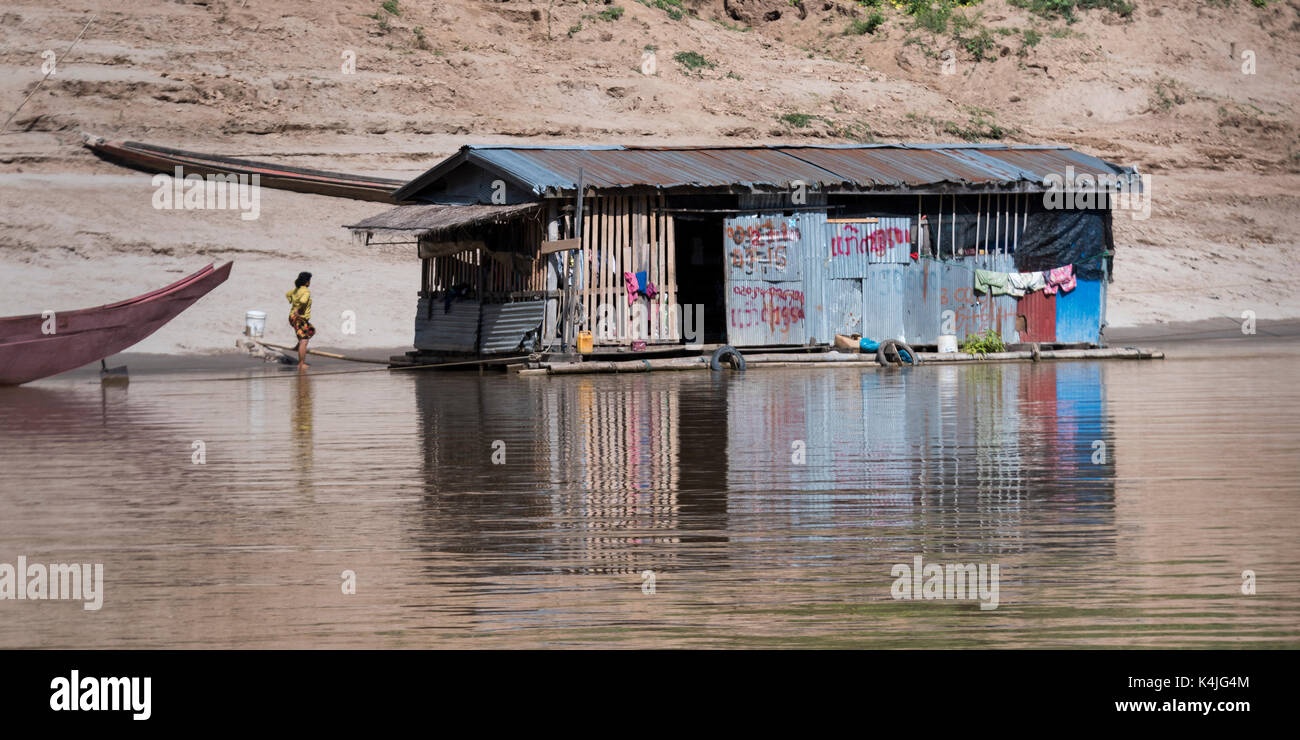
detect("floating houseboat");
top-left (345, 144), bottom-right (1135, 365)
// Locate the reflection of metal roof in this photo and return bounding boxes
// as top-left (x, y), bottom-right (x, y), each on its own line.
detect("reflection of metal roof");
top-left (345, 202), bottom-right (540, 234)
top-left (394, 144), bottom-right (1133, 201)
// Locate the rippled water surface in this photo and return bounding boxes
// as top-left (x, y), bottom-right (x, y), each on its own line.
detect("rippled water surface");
top-left (1, 340), bottom-right (1298, 648)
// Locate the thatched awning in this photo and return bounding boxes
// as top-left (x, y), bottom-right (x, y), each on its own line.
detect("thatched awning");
top-left (345, 202), bottom-right (541, 235)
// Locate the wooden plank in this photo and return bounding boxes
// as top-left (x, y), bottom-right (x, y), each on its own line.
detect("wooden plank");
top-left (592, 196), bottom-right (602, 344)
top-left (624, 195), bottom-right (634, 340)
top-left (649, 195), bottom-right (659, 341)
top-left (584, 200), bottom-right (593, 341)
top-left (601, 195), bottom-right (611, 344)
top-left (419, 239), bottom-right (485, 259)
top-left (585, 199), bottom-right (595, 341)
top-left (539, 238), bottom-right (579, 255)
top-left (635, 196), bottom-right (647, 341)
top-left (827, 217), bottom-right (880, 224)
top-left (665, 197), bottom-right (677, 342)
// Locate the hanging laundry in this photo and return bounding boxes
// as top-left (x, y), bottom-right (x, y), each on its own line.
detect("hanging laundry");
top-left (1044, 264), bottom-right (1076, 294)
top-left (642, 280), bottom-right (660, 301)
top-left (974, 269), bottom-right (1021, 297)
top-left (1008, 271), bottom-right (1047, 294)
top-left (624, 271), bottom-right (639, 306)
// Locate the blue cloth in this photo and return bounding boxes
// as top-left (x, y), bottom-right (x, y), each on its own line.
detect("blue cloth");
top-left (860, 337), bottom-right (911, 362)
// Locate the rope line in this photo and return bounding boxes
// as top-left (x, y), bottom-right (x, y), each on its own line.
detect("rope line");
top-left (1, 16), bottom-right (96, 134)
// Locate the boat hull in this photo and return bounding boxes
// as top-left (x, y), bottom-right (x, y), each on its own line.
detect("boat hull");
top-left (0, 262), bottom-right (233, 385)
top-left (83, 134), bottom-right (403, 203)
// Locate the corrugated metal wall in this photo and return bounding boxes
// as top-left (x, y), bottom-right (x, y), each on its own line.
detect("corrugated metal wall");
top-left (828, 217), bottom-right (911, 278)
top-left (860, 263), bottom-right (908, 343)
top-left (1016, 290), bottom-right (1056, 343)
top-left (1054, 278), bottom-right (1104, 344)
top-left (800, 208), bottom-right (834, 344)
top-left (855, 255), bottom-right (1020, 346)
top-left (480, 300), bottom-right (547, 354)
top-left (724, 212), bottom-right (809, 346)
top-left (414, 296), bottom-right (479, 352)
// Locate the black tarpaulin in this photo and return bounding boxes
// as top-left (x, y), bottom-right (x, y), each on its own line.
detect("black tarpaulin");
top-left (1013, 209), bottom-right (1113, 281)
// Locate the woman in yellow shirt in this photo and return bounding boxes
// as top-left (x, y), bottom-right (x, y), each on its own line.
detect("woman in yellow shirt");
top-left (285, 271), bottom-right (314, 368)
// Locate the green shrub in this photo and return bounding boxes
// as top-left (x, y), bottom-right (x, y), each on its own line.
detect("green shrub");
top-left (673, 50), bottom-right (715, 71)
top-left (1008, 0), bottom-right (1135, 22)
top-left (780, 112), bottom-right (817, 127)
top-left (847, 12), bottom-right (886, 34)
top-left (959, 329), bottom-right (1006, 355)
top-left (636, 0), bottom-right (687, 20)
top-left (960, 27), bottom-right (995, 60)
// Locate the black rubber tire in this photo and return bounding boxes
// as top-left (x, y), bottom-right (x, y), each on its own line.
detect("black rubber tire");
top-left (709, 345), bottom-right (747, 372)
top-left (875, 340), bottom-right (919, 367)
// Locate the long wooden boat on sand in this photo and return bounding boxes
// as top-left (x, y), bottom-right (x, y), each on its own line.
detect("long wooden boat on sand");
top-left (82, 133), bottom-right (403, 203)
top-left (0, 262), bottom-right (233, 385)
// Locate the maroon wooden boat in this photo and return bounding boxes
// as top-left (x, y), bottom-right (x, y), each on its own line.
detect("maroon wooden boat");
top-left (0, 262), bottom-right (233, 385)
top-left (82, 133), bottom-right (404, 204)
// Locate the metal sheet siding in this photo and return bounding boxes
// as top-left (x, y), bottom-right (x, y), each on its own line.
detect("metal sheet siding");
top-left (823, 278), bottom-right (863, 339)
top-left (860, 263), bottom-right (906, 342)
top-left (414, 296), bottom-right (479, 352)
top-left (724, 213), bottom-right (804, 282)
top-left (796, 208), bottom-right (835, 344)
top-left (828, 217), bottom-right (911, 278)
top-left (1016, 290), bottom-right (1056, 343)
top-left (725, 279), bottom-right (808, 346)
top-left (724, 211), bottom-right (809, 347)
top-left (904, 258), bottom-right (938, 344)
top-left (479, 300), bottom-right (547, 354)
top-left (1054, 278), bottom-right (1104, 344)
top-left (980, 254), bottom-right (1021, 344)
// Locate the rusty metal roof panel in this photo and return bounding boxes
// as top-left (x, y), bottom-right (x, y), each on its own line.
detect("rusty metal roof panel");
top-left (968, 147), bottom-right (1132, 182)
top-left (471, 147), bottom-right (844, 191)
top-left (400, 144), bottom-right (1133, 199)
top-left (782, 147), bottom-right (1008, 187)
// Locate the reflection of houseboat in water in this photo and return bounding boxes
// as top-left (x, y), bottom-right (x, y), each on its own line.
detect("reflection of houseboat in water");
top-left (410, 361), bottom-right (1114, 578)
top-left (348, 144), bottom-right (1136, 368)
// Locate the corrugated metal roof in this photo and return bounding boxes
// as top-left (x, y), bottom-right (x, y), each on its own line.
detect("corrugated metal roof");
top-left (345, 202), bottom-right (540, 233)
top-left (394, 144), bottom-right (1134, 201)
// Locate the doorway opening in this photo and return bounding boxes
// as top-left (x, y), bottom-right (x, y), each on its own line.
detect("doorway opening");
top-left (673, 214), bottom-right (727, 345)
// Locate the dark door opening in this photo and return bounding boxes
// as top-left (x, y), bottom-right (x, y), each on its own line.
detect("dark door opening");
top-left (673, 215), bottom-right (727, 345)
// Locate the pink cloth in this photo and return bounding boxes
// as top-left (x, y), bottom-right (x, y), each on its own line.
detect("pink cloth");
top-left (625, 271), bottom-right (639, 306)
top-left (1043, 264), bottom-right (1076, 294)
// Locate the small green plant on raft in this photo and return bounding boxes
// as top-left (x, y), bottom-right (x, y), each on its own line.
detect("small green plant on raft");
top-left (959, 329), bottom-right (1006, 355)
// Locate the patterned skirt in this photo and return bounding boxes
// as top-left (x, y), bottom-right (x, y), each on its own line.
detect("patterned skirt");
top-left (289, 313), bottom-right (315, 341)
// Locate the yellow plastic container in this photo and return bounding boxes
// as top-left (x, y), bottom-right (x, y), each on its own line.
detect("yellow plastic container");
top-left (577, 330), bottom-right (594, 354)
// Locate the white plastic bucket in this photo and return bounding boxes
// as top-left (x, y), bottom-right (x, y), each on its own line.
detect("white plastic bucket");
top-left (245, 310), bottom-right (267, 337)
top-left (937, 334), bottom-right (958, 353)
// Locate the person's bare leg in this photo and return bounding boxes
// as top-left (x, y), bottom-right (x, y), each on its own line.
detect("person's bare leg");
top-left (297, 338), bottom-right (310, 368)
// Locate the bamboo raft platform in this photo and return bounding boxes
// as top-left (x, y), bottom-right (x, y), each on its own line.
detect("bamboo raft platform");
top-left (518, 346), bottom-right (1164, 376)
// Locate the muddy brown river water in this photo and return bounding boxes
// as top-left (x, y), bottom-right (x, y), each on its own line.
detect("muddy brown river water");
top-left (1, 338), bottom-right (1297, 648)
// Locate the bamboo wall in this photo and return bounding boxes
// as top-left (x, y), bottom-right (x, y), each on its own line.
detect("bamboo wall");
top-left (578, 194), bottom-right (680, 345)
top-left (421, 215), bottom-right (548, 299)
